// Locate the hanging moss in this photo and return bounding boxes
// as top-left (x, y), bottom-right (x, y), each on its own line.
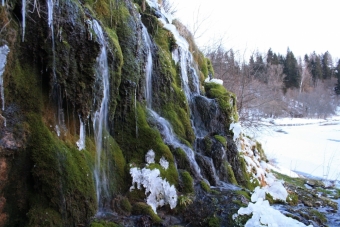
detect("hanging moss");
top-left (224, 162), bottom-right (238, 185)
top-left (200, 180), bottom-right (211, 192)
top-left (132, 202), bottom-right (162, 223)
top-left (214, 135), bottom-right (227, 147)
top-left (179, 170), bottom-right (194, 194)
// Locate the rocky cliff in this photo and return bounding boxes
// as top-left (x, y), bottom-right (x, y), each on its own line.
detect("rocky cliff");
top-left (0, 0), bottom-right (268, 226)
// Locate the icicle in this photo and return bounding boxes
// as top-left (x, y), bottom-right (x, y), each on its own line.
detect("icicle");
top-left (92, 19), bottom-right (110, 212)
top-left (22, 0), bottom-right (26, 42)
top-left (0, 45), bottom-right (10, 111)
top-left (76, 117), bottom-right (86, 150)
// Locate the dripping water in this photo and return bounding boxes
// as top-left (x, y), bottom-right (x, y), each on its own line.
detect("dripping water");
top-left (92, 20), bottom-right (110, 212)
top-left (22, 0), bottom-right (26, 41)
top-left (142, 24), bottom-right (153, 108)
top-left (0, 45), bottom-right (9, 111)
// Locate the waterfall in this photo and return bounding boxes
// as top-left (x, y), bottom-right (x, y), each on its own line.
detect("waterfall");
top-left (47, 0), bottom-right (55, 81)
top-left (22, 0), bottom-right (26, 42)
top-left (92, 20), bottom-right (110, 212)
top-left (142, 24), bottom-right (153, 108)
top-left (1, 0), bottom-right (4, 6)
top-left (148, 109), bottom-right (202, 179)
top-left (0, 45), bottom-right (10, 111)
top-left (76, 117), bottom-right (86, 151)
top-left (141, 21), bottom-right (202, 179)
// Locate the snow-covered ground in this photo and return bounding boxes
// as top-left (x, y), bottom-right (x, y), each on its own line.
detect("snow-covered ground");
top-left (250, 116), bottom-right (340, 181)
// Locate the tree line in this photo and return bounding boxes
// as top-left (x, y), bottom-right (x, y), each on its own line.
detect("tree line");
top-left (206, 47), bottom-right (340, 128)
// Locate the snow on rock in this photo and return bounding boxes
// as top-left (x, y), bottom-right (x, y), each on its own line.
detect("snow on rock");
top-left (160, 156), bottom-right (169, 170)
top-left (145, 149), bottom-right (155, 164)
top-left (234, 198), bottom-right (312, 227)
top-left (230, 122), bottom-right (242, 141)
top-left (204, 77), bottom-right (223, 85)
top-left (130, 151), bottom-right (177, 213)
top-left (234, 132), bottom-right (311, 227)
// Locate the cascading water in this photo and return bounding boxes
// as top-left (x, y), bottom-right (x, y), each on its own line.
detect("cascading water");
top-left (145, 1), bottom-right (228, 186)
top-left (142, 24), bottom-right (153, 108)
top-left (1, 0), bottom-right (4, 6)
top-left (0, 45), bottom-right (9, 111)
top-left (141, 20), bottom-right (202, 179)
top-left (92, 20), bottom-right (110, 212)
top-left (148, 109), bottom-right (202, 179)
top-left (22, 0), bottom-right (26, 42)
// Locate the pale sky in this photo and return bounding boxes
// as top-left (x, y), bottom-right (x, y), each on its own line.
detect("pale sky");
top-left (170, 0), bottom-right (340, 61)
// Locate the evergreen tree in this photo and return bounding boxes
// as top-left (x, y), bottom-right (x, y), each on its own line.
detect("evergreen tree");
top-left (283, 49), bottom-right (301, 90)
top-left (321, 51), bottom-right (332, 80)
top-left (335, 60), bottom-right (340, 95)
top-left (310, 52), bottom-right (322, 87)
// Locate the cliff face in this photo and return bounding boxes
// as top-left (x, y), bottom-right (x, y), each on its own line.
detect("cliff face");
top-left (0, 0), bottom-right (253, 226)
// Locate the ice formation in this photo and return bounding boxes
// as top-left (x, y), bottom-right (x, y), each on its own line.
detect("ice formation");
top-left (130, 152), bottom-right (177, 213)
top-left (159, 156), bottom-right (169, 170)
top-left (145, 149), bottom-right (155, 164)
top-left (76, 117), bottom-right (86, 151)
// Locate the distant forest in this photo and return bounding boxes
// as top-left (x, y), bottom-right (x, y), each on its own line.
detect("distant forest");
top-left (206, 47), bottom-right (340, 127)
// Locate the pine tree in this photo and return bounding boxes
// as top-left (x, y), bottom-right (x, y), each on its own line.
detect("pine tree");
top-left (335, 60), bottom-right (340, 95)
top-left (310, 52), bottom-right (322, 87)
top-left (283, 49), bottom-right (301, 91)
top-left (321, 51), bottom-right (332, 80)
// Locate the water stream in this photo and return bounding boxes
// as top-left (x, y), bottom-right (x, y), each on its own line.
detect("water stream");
top-left (92, 20), bottom-right (110, 212)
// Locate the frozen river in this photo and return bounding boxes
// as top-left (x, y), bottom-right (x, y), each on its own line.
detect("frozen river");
top-left (249, 117), bottom-right (340, 181)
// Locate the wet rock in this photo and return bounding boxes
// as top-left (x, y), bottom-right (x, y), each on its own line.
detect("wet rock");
top-left (196, 154), bottom-right (218, 186)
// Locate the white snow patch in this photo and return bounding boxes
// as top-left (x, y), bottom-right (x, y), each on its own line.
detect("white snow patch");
top-left (230, 122), bottom-right (242, 141)
top-left (204, 77), bottom-right (223, 85)
top-left (145, 149), bottom-right (155, 164)
top-left (235, 198), bottom-right (312, 227)
top-left (160, 156), bottom-right (169, 170)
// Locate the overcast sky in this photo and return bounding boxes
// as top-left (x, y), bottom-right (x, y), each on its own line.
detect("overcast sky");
top-left (170, 0), bottom-right (340, 61)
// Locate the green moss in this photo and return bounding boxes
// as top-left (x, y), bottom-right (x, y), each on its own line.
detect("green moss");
top-left (90, 220), bottom-right (121, 227)
top-left (120, 197), bottom-right (132, 213)
top-left (180, 171), bottom-right (194, 193)
top-left (236, 190), bottom-right (251, 201)
top-left (200, 180), bottom-right (211, 192)
top-left (27, 113), bottom-right (97, 226)
top-left (272, 170), bottom-right (305, 188)
top-left (256, 141), bottom-right (267, 162)
top-left (207, 215), bottom-right (221, 227)
top-left (225, 162), bottom-right (238, 185)
top-left (204, 82), bottom-right (239, 132)
top-left (147, 162), bottom-right (179, 187)
top-left (214, 135), bottom-right (227, 146)
top-left (172, 148), bottom-right (190, 171)
top-left (132, 202), bottom-right (162, 223)
top-left (309, 209), bottom-right (327, 223)
top-left (203, 136), bottom-right (212, 156)
top-left (286, 193), bottom-right (298, 206)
